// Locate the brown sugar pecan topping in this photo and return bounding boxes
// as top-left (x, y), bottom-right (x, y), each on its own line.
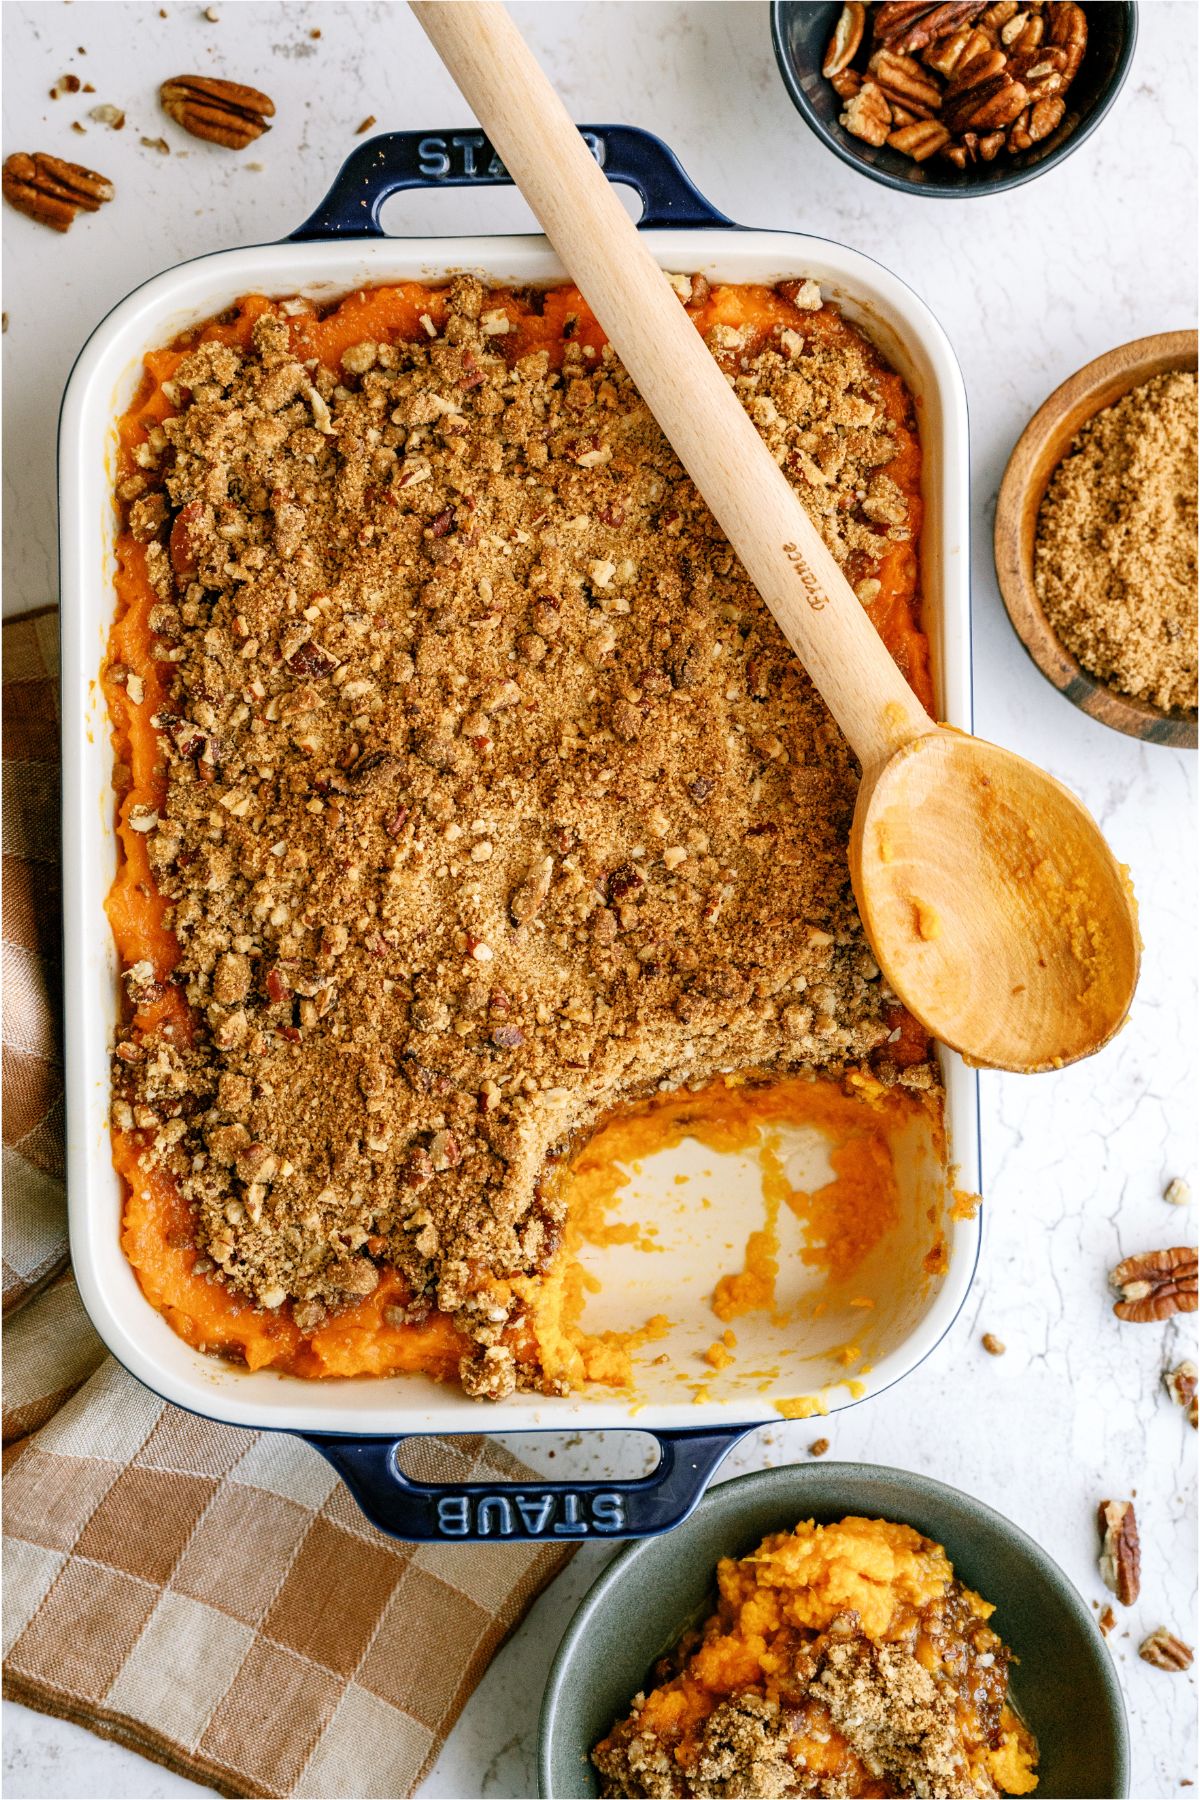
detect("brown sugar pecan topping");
top-left (160, 75), bottom-right (275, 149)
top-left (2, 151), bottom-right (113, 232)
top-left (1139, 1628), bottom-right (1194, 1672)
top-left (1110, 1247), bottom-right (1198, 1322)
top-left (1097, 1499), bottom-right (1140, 1607)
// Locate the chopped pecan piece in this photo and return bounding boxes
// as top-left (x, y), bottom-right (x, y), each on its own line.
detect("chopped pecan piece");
top-left (1165, 1360), bottom-right (1198, 1426)
top-left (1110, 1247), bottom-right (1198, 1322)
top-left (2, 151), bottom-right (114, 232)
top-left (160, 75), bottom-right (275, 149)
top-left (1139, 1629), bottom-right (1193, 1672)
top-left (1097, 1499), bottom-right (1140, 1606)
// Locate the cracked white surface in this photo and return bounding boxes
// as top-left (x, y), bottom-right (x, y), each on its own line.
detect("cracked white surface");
top-left (2, 3), bottom-right (1195, 1796)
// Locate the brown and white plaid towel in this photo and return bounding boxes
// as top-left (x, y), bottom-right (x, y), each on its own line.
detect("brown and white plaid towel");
top-left (2, 610), bottom-right (572, 1798)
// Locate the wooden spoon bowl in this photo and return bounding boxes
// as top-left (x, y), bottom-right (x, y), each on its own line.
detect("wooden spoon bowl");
top-left (994, 330), bottom-right (1198, 750)
top-left (852, 733), bottom-right (1139, 1072)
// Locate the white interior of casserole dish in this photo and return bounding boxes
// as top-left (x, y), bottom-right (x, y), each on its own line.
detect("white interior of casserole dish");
top-left (60, 230), bottom-right (977, 1435)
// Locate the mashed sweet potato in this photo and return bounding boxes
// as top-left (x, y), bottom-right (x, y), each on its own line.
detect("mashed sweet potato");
top-left (594, 1516), bottom-right (1038, 1797)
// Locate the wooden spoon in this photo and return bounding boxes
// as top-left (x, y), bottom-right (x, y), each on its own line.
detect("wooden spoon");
top-left (412, 0), bottom-right (1140, 1073)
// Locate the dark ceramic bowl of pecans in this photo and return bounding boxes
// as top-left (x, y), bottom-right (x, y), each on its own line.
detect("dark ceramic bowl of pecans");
top-left (770, 1), bottom-right (1138, 198)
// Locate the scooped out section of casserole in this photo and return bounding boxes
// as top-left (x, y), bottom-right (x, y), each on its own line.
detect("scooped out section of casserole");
top-left (592, 1516), bottom-right (1039, 1797)
top-left (105, 274), bottom-right (936, 1396)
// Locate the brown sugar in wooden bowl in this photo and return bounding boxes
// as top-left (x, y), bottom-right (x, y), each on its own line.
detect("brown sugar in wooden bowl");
top-left (995, 330), bottom-right (1198, 750)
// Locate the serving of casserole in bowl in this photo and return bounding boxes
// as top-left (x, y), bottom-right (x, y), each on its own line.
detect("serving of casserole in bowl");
top-left (61, 127), bottom-right (976, 1540)
top-left (539, 1463), bottom-right (1130, 1797)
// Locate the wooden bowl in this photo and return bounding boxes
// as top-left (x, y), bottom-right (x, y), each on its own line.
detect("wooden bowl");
top-left (995, 329), bottom-right (1198, 749)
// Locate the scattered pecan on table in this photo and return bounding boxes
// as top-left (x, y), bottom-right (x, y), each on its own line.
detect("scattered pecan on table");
top-left (1097, 1499), bottom-right (1141, 1607)
top-left (2, 150), bottom-right (113, 232)
top-left (1110, 1247), bottom-right (1198, 1322)
top-left (822, 1), bottom-right (1088, 169)
top-left (1139, 1628), bottom-right (1194, 1672)
top-left (1165, 1360), bottom-right (1199, 1428)
top-left (160, 74), bottom-right (275, 148)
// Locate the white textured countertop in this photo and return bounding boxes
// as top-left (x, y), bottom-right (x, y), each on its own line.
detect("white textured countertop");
top-left (3, 3), bottom-right (1196, 1797)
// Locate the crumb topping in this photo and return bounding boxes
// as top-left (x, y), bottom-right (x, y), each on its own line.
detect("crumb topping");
top-left (110, 275), bottom-right (932, 1394)
top-left (594, 1628), bottom-right (987, 1798)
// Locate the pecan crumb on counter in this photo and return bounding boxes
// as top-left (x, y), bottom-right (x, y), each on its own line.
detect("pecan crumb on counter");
top-left (1165, 1360), bottom-right (1199, 1427)
top-left (1034, 370), bottom-right (1198, 717)
top-left (107, 275), bottom-right (937, 1396)
top-left (1139, 1628), bottom-right (1194, 1673)
top-left (1097, 1498), bottom-right (1141, 1607)
top-left (2, 150), bottom-right (114, 232)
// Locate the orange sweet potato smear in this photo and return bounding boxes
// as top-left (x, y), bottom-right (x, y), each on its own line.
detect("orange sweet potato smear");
top-left (107, 280), bottom-right (931, 1382)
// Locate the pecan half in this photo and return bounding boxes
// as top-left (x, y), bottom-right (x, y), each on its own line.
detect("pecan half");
top-left (1110, 1246), bottom-right (1198, 1322)
top-left (981, 0), bottom-right (1019, 26)
top-left (1007, 106), bottom-right (1034, 152)
top-left (2, 151), bottom-right (114, 232)
top-left (944, 43), bottom-right (1007, 91)
top-left (1139, 1629), bottom-right (1194, 1672)
top-left (841, 80), bottom-right (893, 146)
top-left (1028, 94), bottom-right (1066, 139)
top-left (1165, 1359), bottom-right (1199, 1426)
top-left (160, 75), bottom-right (275, 149)
top-left (883, 1), bottom-right (985, 54)
top-left (873, 4), bottom-right (942, 48)
top-left (888, 119), bottom-right (951, 160)
top-left (868, 48), bottom-right (945, 113)
top-left (1097, 1499), bottom-right (1141, 1606)
top-left (924, 23), bottom-right (990, 74)
top-left (1049, 0), bottom-right (1088, 84)
top-left (823, 3), bottom-right (867, 77)
top-left (944, 70), bottom-right (1029, 132)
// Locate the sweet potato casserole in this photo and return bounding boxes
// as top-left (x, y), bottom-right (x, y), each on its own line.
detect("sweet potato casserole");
top-left (592, 1516), bottom-right (1039, 1796)
top-left (105, 273), bottom-right (935, 1397)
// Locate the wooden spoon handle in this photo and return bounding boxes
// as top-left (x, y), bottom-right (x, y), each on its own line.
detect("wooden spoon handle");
top-left (412, 0), bottom-right (935, 775)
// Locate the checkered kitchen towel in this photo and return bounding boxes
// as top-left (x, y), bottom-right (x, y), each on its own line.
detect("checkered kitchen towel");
top-left (2, 610), bottom-right (572, 1798)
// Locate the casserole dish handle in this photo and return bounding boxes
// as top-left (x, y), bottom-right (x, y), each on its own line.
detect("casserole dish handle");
top-left (303, 1425), bottom-right (750, 1541)
top-left (290, 123), bottom-right (732, 239)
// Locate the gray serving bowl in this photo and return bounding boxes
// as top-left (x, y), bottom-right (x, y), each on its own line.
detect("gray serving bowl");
top-left (539, 1463), bottom-right (1129, 1799)
top-left (770, 1), bottom-right (1138, 198)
